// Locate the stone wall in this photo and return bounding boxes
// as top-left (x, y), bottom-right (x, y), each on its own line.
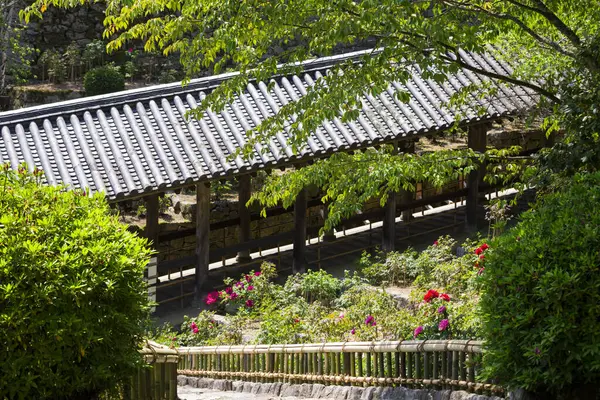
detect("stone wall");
top-left (23, 3), bottom-right (106, 52)
top-left (157, 199), bottom-right (325, 263)
top-left (177, 376), bottom-right (505, 400)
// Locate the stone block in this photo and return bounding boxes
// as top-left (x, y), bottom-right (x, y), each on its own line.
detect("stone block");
top-left (281, 383), bottom-right (302, 397)
top-left (449, 391), bottom-right (476, 400)
top-left (177, 375), bottom-right (189, 386)
top-left (333, 386), bottom-right (350, 399)
top-left (232, 380), bottom-right (244, 392)
top-left (348, 387), bottom-right (366, 400)
top-left (361, 387), bottom-right (378, 400)
top-left (242, 382), bottom-right (255, 393)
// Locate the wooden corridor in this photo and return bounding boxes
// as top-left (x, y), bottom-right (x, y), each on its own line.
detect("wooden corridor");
top-left (153, 188), bottom-right (535, 323)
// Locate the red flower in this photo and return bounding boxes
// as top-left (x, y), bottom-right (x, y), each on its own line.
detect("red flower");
top-left (205, 291), bottom-right (220, 305)
top-left (254, 271), bottom-right (262, 277)
top-left (481, 243), bottom-right (489, 251)
top-left (475, 247), bottom-right (483, 256)
top-left (479, 254), bottom-right (485, 260)
top-left (245, 299), bottom-right (254, 308)
top-left (423, 289), bottom-right (440, 303)
top-left (245, 275), bottom-right (252, 283)
top-left (433, 240), bottom-right (439, 246)
top-left (440, 293), bottom-right (451, 302)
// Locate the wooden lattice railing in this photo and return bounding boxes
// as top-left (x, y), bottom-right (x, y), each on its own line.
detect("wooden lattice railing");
top-left (176, 340), bottom-right (503, 395)
top-left (129, 341), bottom-right (179, 400)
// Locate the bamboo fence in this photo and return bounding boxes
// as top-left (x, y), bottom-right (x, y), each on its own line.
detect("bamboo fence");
top-left (176, 340), bottom-right (503, 395)
top-left (129, 341), bottom-right (179, 400)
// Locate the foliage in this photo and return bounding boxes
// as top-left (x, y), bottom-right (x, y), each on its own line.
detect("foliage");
top-left (207, 262), bottom-right (278, 315)
top-left (359, 248), bottom-right (418, 286)
top-left (283, 269), bottom-right (341, 305)
top-left (82, 39), bottom-right (106, 71)
top-left (1, 0), bottom-right (36, 95)
top-left (64, 41), bottom-right (81, 81)
top-left (480, 173), bottom-right (600, 399)
top-left (0, 164), bottom-right (152, 399)
top-left (46, 49), bottom-right (66, 83)
top-left (83, 65), bottom-right (125, 96)
top-left (251, 147), bottom-right (482, 232)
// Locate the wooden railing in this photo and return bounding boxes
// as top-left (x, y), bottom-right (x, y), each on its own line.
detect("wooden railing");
top-left (129, 341), bottom-right (179, 400)
top-left (176, 340), bottom-right (503, 395)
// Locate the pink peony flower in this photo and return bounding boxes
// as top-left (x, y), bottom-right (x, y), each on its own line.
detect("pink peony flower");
top-left (245, 275), bottom-right (252, 283)
top-left (225, 287), bottom-right (233, 295)
top-left (437, 306), bottom-right (446, 314)
top-left (190, 322), bottom-right (198, 331)
top-left (351, 328), bottom-right (356, 335)
top-left (205, 291), bottom-right (220, 305)
top-left (247, 285), bottom-right (254, 291)
top-left (365, 315), bottom-right (376, 326)
top-left (433, 240), bottom-right (439, 246)
top-left (254, 271), bottom-right (262, 277)
top-left (192, 327), bottom-right (199, 334)
top-left (478, 267), bottom-right (485, 275)
top-left (413, 326), bottom-right (424, 337)
top-left (338, 312), bottom-right (345, 319)
top-left (230, 292), bottom-right (238, 300)
top-left (438, 319), bottom-right (449, 331)
top-left (245, 299), bottom-right (254, 308)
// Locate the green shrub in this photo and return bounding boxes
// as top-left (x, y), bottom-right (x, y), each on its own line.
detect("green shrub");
top-left (0, 165), bottom-right (151, 399)
top-left (359, 248), bottom-right (418, 286)
top-left (480, 173), bottom-right (600, 399)
top-left (284, 269), bottom-right (341, 305)
top-left (84, 66), bottom-right (125, 96)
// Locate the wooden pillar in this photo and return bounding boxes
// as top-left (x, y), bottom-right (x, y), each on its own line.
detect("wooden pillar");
top-left (237, 175), bottom-right (252, 263)
top-left (399, 141), bottom-right (415, 223)
top-left (466, 124), bottom-right (488, 231)
top-left (144, 194), bottom-right (160, 312)
top-left (382, 190), bottom-right (397, 252)
top-left (195, 183), bottom-right (210, 295)
top-left (292, 188), bottom-right (307, 273)
top-left (321, 203), bottom-right (336, 242)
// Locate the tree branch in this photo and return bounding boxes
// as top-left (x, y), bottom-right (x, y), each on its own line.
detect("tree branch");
top-left (508, 0), bottom-right (581, 47)
top-left (444, 0), bottom-right (576, 58)
top-left (440, 52), bottom-right (561, 104)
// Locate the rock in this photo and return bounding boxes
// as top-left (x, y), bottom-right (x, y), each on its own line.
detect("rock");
top-left (431, 390), bottom-right (452, 400)
top-left (281, 383), bottom-right (301, 397)
top-left (232, 380), bottom-right (244, 392)
top-left (242, 382), bottom-right (254, 393)
top-left (311, 384), bottom-right (325, 397)
top-left (361, 387), bottom-right (378, 400)
top-left (269, 382), bottom-right (283, 395)
top-left (177, 375), bottom-right (189, 386)
top-left (333, 386), bottom-right (350, 399)
top-left (186, 377), bottom-right (199, 388)
top-left (319, 385), bottom-right (337, 398)
top-left (449, 391), bottom-right (476, 400)
top-left (212, 379), bottom-right (232, 391)
top-left (299, 383), bottom-right (313, 397)
top-left (348, 387), bottom-right (365, 400)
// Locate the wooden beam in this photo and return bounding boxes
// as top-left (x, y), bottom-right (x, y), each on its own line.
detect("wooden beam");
top-left (195, 183), bottom-right (211, 296)
top-left (237, 175), bottom-right (252, 263)
top-left (292, 188), bottom-right (307, 273)
top-left (466, 124), bottom-right (488, 231)
top-left (144, 194), bottom-right (160, 249)
top-left (382, 191), bottom-right (397, 252)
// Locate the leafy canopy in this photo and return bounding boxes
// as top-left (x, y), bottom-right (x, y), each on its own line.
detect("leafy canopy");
top-left (19, 0), bottom-right (600, 208)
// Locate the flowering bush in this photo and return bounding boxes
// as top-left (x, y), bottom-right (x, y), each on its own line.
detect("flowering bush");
top-left (480, 173), bottom-right (600, 399)
top-left (205, 262), bottom-right (277, 313)
top-left (412, 289), bottom-right (453, 339)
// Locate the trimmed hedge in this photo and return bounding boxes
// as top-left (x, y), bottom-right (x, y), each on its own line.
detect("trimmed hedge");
top-left (480, 173), bottom-right (600, 400)
top-left (83, 66), bottom-right (125, 96)
top-left (0, 165), bottom-right (152, 399)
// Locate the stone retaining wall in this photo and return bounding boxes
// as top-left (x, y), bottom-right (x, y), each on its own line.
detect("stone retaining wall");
top-left (177, 376), bottom-right (505, 400)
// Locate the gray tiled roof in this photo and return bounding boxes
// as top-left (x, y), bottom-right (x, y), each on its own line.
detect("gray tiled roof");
top-left (0, 49), bottom-right (537, 201)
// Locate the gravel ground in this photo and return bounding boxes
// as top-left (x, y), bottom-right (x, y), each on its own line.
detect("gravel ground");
top-left (177, 386), bottom-right (316, 400)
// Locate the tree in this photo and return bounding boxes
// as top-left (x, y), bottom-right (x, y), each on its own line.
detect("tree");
top-left (1, 0), bottom-right (34, 100)
top-left (20, 1), bottom-right (599, 216)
